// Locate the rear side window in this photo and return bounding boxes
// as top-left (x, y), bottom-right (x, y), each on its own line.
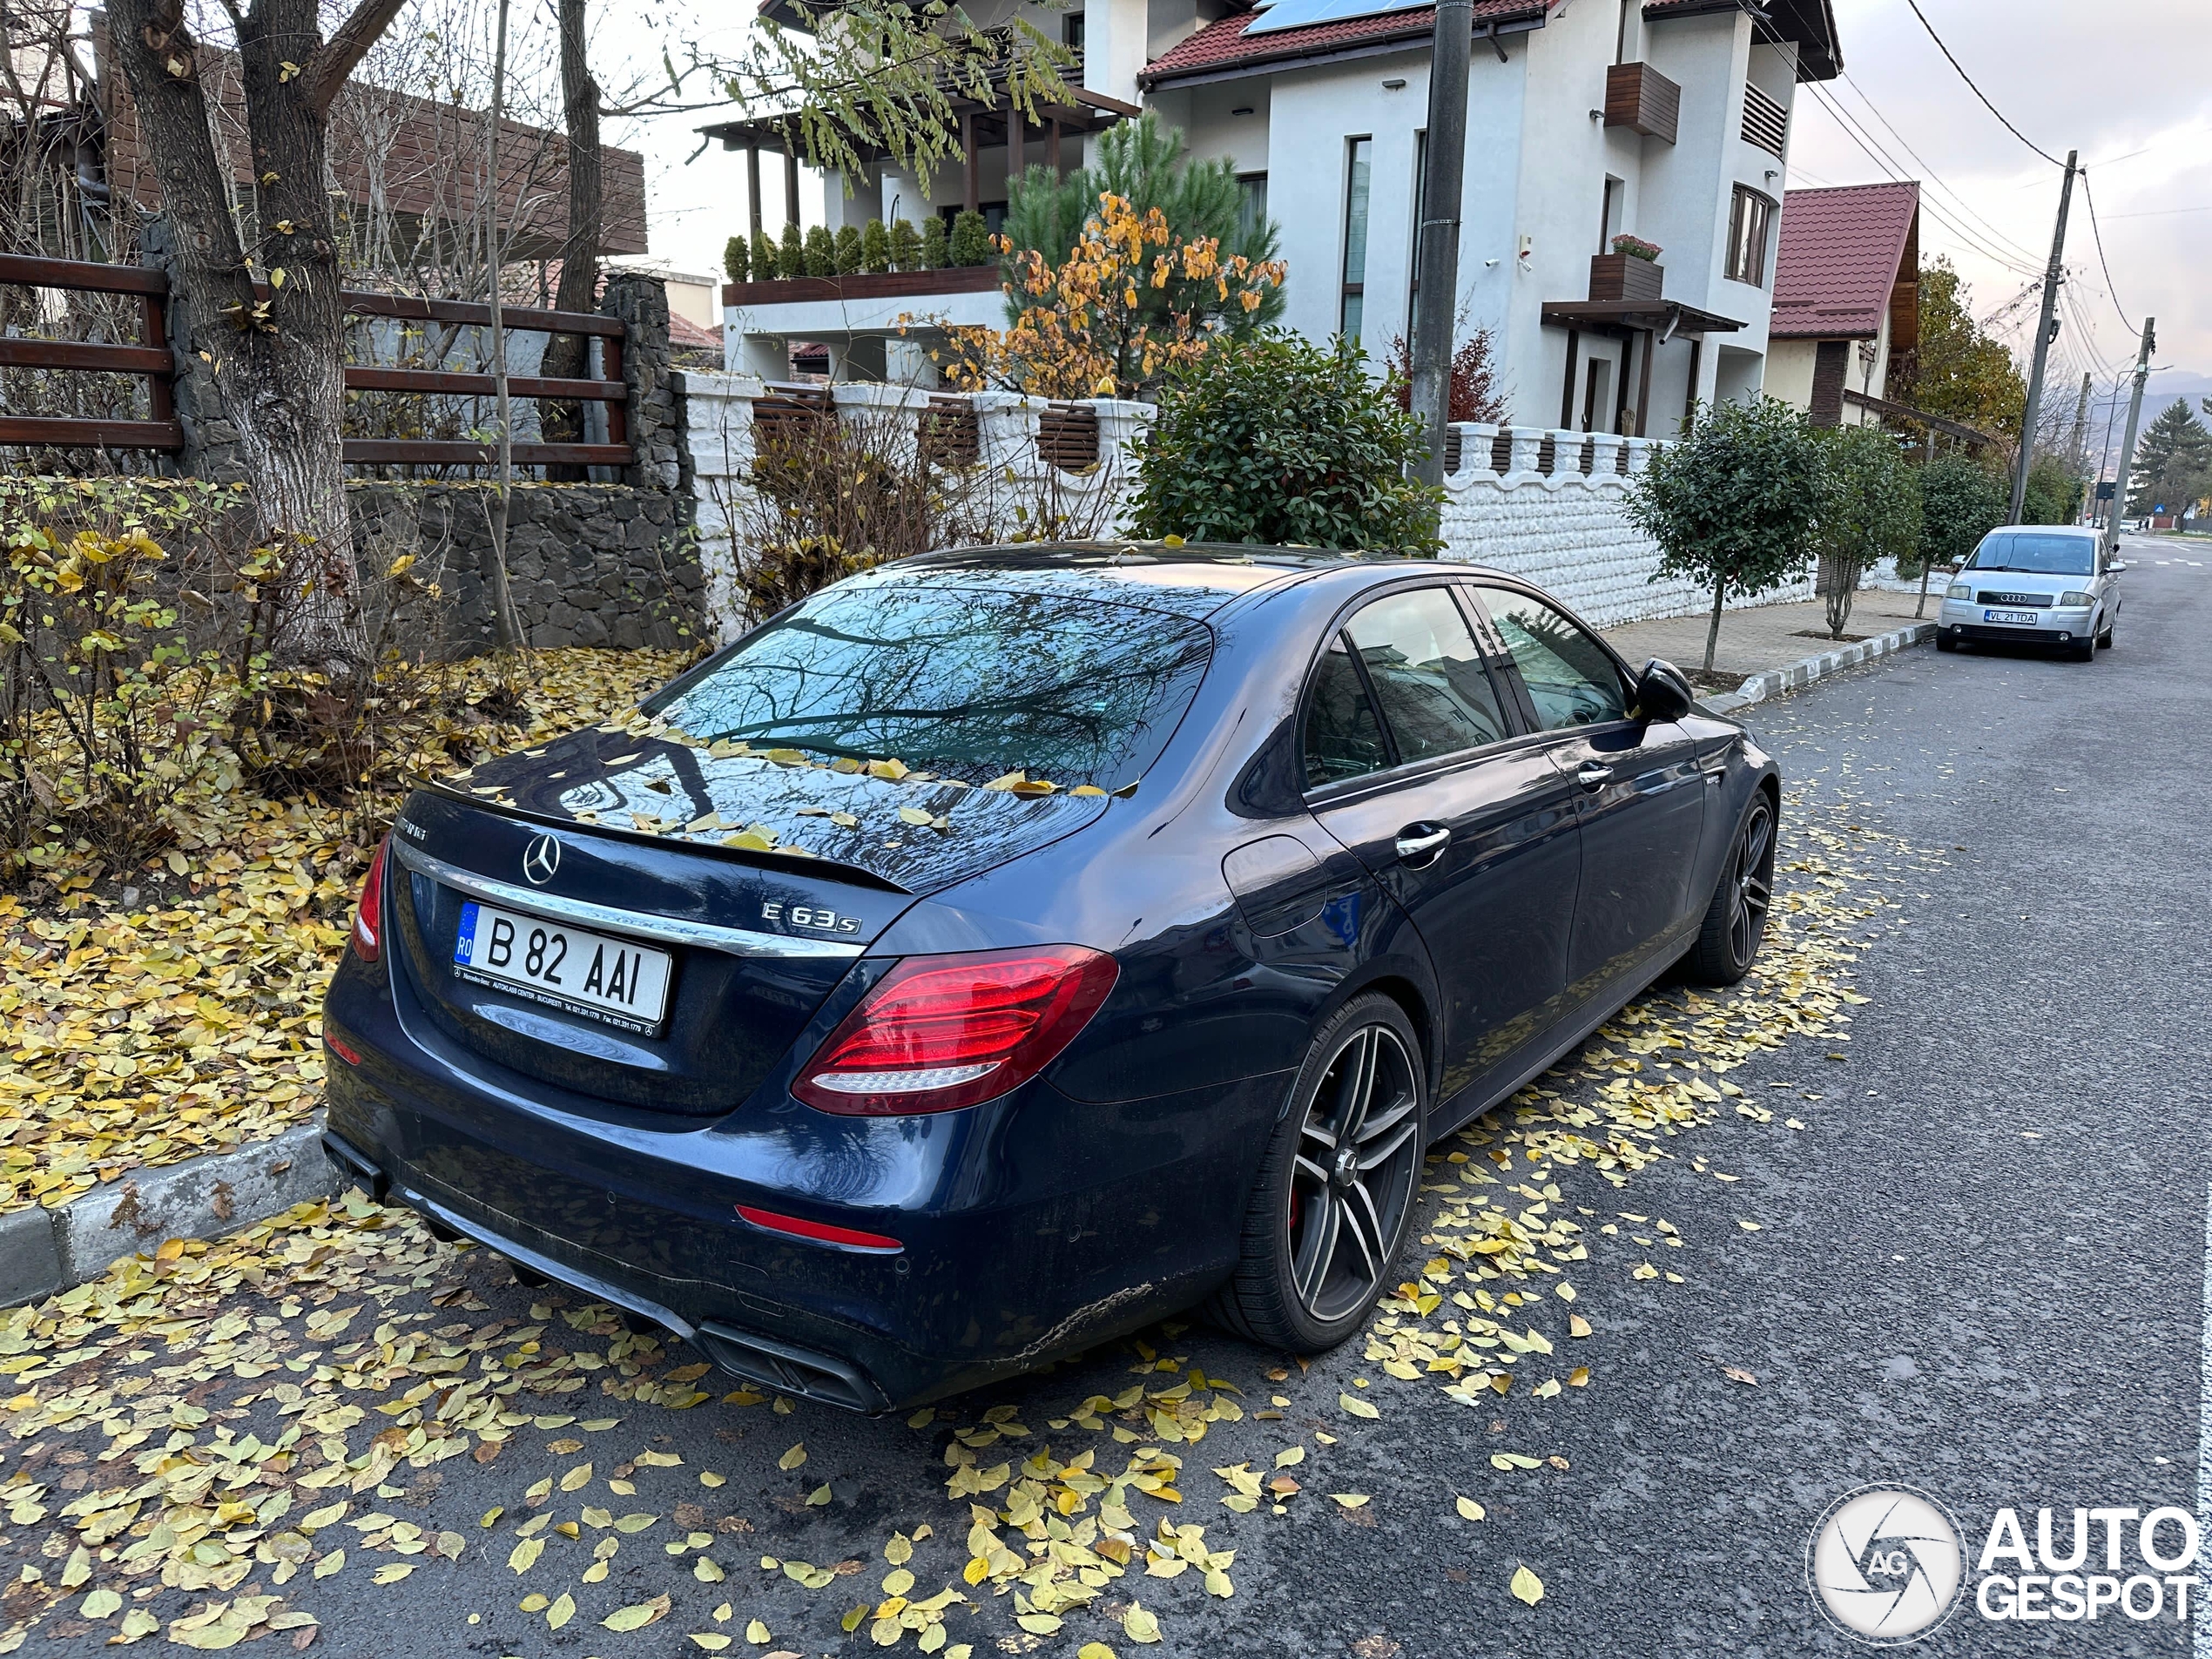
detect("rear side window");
top-left (1303, 637), bottom-right (1390, 787)
top-left (647, 579), bottom-right (1211, 789)
top-left (1472, 587), bottom-right (1627, 730)
top-left (1343, 588), bottom-right (1510, 762)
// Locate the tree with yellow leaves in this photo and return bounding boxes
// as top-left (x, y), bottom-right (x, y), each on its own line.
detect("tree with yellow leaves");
top-left (935, 192), bottom-right (1285, 400)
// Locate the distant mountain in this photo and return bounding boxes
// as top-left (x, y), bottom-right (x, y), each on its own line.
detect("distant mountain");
top-left (2079, 371), bottom-right (2210, 476)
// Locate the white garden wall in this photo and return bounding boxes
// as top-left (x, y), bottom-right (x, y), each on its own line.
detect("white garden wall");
top-left (674, 378), bottom-right (1819, 639)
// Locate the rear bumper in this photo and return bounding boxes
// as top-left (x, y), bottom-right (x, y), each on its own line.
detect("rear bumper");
top-left (322, 949), bottom-right (1287, 1413)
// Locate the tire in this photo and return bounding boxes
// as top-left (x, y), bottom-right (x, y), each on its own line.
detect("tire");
top-left (1936, 631), bottom-right (1959, 652)
top-left (2099, 622), bottom-right (2114, 650)
top-left (1682, 792), bottom-right (1777, 987)
top-left (1207, 994), bottom-right (1426, 1352)
top-left (2067, 636), bottom-right (2096, 662)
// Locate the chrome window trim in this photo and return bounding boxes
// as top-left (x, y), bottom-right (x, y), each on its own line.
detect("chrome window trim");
top-left (390, 839), bottom-right (866, 960)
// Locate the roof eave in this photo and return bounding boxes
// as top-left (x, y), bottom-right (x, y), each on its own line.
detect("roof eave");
top-left (1138, 3), bottom-right (1549, 91)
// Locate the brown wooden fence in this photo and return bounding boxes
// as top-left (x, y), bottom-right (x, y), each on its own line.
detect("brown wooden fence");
top-left (0, 253), bottom-right (633, 470)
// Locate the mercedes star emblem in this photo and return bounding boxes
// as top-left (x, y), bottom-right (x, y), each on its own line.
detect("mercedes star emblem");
top-left (521, 833), bottom-right (561, 886)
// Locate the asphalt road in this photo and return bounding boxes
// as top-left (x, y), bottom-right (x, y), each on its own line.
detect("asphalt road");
top-left (11, 537), bottom-right (2209, 1658)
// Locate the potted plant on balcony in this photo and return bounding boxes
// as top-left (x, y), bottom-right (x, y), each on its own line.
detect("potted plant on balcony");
top-left (1591, 233), bottom-right (1664, 304)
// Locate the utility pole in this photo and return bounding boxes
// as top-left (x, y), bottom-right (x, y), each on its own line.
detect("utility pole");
top-left (2067, 370), bottom-right (2091, 500)
top-left (1409, 0), bottom-right (1473, 489)
top-left (2009, 149), bottom-right (2076, 524)
top-left (2105, 316), bottom-right (2155, 556)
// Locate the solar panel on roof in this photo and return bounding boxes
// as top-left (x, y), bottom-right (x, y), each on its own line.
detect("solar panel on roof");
top-left (1244, 0), bottom-right (1428, 36)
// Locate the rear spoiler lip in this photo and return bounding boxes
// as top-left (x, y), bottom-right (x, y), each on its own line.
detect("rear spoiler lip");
top-left (408, 777), bottom-right (917, 896)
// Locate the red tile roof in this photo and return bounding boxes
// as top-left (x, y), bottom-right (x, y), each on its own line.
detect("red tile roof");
top-left (669, 311), bottom-right (721, 351)
top-left (1770, 181), bottom-right (1919, 340)
top-left (1140, 0), bottom-right (1551, 87)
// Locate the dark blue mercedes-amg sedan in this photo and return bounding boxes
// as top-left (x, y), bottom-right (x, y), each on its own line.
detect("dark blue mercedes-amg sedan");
top-left (321, 543), bottom-right (1778, 1412)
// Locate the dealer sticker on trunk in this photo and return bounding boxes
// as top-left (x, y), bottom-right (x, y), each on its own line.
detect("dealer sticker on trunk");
top-left (453, 900), bottom-right (673, 1034)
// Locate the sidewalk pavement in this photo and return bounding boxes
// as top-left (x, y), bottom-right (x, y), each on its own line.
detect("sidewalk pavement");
top-left (1602, 585), bottom-right (1939, 683)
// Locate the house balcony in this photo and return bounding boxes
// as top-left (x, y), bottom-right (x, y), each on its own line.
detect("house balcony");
top-left (719, 266), bottom-right (1008, 382)
top-left (1603, 62), bottom-right (1680, 145)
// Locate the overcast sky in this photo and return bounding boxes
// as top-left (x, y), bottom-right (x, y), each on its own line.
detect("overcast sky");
top-left (621, 0), bottom-right (2209, 398)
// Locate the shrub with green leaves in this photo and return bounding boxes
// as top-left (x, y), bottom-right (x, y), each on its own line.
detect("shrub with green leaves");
top-left (833, 225), bottom-right (864, 275)
top-left (804, 226), bottom-right (838, 277)
top-left (752, 230), bottom-right (781, 281)
top-left (861, 219), bottom-right (892, 274)
top-left (921, 217), bottom-right (949, 271)
top-left (950, 209), bottom-right (991, 267)
top-left (1130, 333), bottom-right (1443, 554)
top-left (1919, 449), bottom-right (2009, 571)
top-left (1622, 396), bottom-right (1826, 673)
top-left (1811, 422), bottom-right (1922, 638)
top-left (778, 223), bottom-right (805, 280)
top-left (889, 219), bottom-right (923, 273)
top-left (723, 235), bottom-right (750, 284)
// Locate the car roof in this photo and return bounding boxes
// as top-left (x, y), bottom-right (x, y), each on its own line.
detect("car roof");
top-left (1985, 523), bottom-right (2098, 536)
top-left (893, 542), bottom-right (1503, 618)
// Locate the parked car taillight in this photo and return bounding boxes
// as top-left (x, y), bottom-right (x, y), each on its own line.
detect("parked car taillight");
top-left (352, 836), bottom-right (389, 962)
top-left (793, 947), bottom-right (1118, 1115)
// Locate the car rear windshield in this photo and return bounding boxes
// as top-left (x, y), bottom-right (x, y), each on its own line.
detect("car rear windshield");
top-left (644, 577), bottom-right (1214, 788)
top-left (1968, 533), bottom-right (2096, 576)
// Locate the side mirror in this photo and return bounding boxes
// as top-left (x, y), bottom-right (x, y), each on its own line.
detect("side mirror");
top-left (1634, 658), bottom-right (1695, 723)
top-left (2107, 559), bottom-right (2127, 573)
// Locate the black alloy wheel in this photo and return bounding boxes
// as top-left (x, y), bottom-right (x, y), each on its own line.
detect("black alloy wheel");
top-left (1684, 795), bottom-right (1776, 985)
top-left (1210, 994), bottom-right (1426, 1351)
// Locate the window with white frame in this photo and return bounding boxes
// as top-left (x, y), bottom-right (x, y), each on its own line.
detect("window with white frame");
top-left (1341, 136), bottom-right (1372, 341)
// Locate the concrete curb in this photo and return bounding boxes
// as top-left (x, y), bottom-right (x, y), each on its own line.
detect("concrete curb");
top-left (1703, 620), bottom-right (1936, 717)
top-left (0, 1119), bottom-right (341, 1310)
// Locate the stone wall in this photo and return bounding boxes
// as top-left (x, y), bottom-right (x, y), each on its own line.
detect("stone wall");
top-left (349, 481), bottom-right (703, 657)
top-left (1438, 425), bottom-right (1817, 627)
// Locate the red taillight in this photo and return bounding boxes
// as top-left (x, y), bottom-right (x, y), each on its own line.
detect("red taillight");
top-left (735, 1204), bottom-right (902, 1252)
top-left (327, 1030), bottom-right (363, 1066)
top-left (793, 946), bottom-right (1118, 1115)
top-left (352, 835), bottom-right (389, 962)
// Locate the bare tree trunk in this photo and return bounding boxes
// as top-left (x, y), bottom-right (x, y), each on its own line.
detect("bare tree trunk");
top-left (538, 0), bottom-right (601, 479)
top-left (1703, 577), bottom-right (1725, 676)
top-left (104, 0), bottom-right (403, 670)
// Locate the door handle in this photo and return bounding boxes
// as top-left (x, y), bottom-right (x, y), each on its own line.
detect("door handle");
top-left (1575, 762), bottom-right (1614, 791)
top-left (1394, 825), bottom-right (1452, 867)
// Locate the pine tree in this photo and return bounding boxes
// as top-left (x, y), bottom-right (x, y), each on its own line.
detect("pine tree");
top-left (724, 235), bottom-right (750, 283)
top-left (2127, 399), bottom-right (2212, 516)
top-left (888, 219), bottom-right (923, 272)
top-left (861, 219), bottom-right (893, 274)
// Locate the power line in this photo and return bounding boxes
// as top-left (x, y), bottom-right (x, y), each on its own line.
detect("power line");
top-left (1899, 0), bottom-right (2065, 169)
top-left (1837, 71), bottom-right (2043, 267)
top-left (1800, 83), bottom-right (2044, 277)
top-left (2074, 172), bottom-right (2136, 334)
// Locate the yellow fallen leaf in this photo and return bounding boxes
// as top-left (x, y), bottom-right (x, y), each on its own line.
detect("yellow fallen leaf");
top-left (603, 1593), bottom-right (671, 1631)
top-left (1339, 1392), bottom-right (1379, 1420)
top-left (560, 1461), bottom-right (593, 1491)
top-left (1123, 1602), bottom-right (1162, 1643)
top-left (746, 1620), bottom-right (772, 1643)
top-left (1568, 1314), bottom-right (1593, 1338)
top-left (1455, 1496), bottom-right (1486, 1522)
top-left (1274, 1446), bottom-right (1304, 1467)
top-left (547, 1593), bottom-right (575, 1629)
top-left (1510, 1564), bottom-right (1545, 1606)
top-left (691, 1638), bottom-right (732, 1653)
top-left (1330, 1494), bottom-right (1369, 1508)
top-left (372, 1561), bottom-right (415, 1584)
top-left (778, 1442), bottom-right (807, 1471)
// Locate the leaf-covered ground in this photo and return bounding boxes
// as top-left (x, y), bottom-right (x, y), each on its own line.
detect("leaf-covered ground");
top-left (0, 650), bottom-right (693, 1216)
top-left (0, 793), bottom-right (1940, 1654)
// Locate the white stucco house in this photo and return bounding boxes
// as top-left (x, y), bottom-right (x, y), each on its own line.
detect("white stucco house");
top-left (706, 0), bottom-right (1843, 432)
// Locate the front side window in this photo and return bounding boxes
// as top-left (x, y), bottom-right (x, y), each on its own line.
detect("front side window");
top-left (1726, 185), bottom-right (1775, 286)
top-left (1341, 136), bottom-right (1372, 341)
top-left (649, 577), bottom-right (1212, 789)
top-left (1344, 589), bottom-right (1510, 763)
top-left (1303, 635), bottom-right (1391, 787)
top-left (1967, 532), bottom-right (2096, 577)
top-left (1472, 587), bottom-right (1629, 731)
